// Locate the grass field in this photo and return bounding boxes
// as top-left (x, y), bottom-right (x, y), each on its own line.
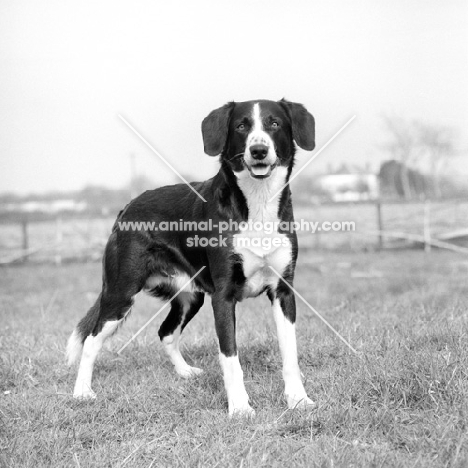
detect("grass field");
top-left (1, 250), bottom-right (468, 467)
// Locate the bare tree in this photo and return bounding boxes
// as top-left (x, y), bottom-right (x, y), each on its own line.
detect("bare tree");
top-left (381, 116), bottom-right (461, 199)
top-left (416, 123), bottom-right (457, 199)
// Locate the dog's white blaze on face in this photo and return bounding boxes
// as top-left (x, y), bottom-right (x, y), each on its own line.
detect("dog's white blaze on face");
top-left (219, 353), bottom-right (254, 416)
top-left (248, 103), bottom-right (267, 143)
top-left (243, 103), bottom-right (277, 169)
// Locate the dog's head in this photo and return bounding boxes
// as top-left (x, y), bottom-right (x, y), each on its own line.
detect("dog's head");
top-left (202, 99), bottom-right (315, 180)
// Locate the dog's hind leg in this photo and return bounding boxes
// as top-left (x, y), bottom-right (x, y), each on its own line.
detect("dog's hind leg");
top-left (67, 231), bottom-right (147, 399)
top-left (158, 291), bottom-right (205, 378)
top-left (68, 290), bottom-right (134, 399)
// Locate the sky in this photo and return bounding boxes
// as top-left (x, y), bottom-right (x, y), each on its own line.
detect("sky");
top-left (1, 0), bottom-right (467, 194)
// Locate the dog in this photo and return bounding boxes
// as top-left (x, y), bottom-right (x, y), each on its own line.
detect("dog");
top-left (67, 99), bottom-right (316, 416)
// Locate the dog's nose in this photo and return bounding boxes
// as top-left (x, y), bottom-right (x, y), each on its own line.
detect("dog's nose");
top-left (250, 144), bottom-right (268, 160)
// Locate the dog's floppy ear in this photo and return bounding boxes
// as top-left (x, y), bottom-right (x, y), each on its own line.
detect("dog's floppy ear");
top-left (279, 99), bottom-right (315, 151)
top-left (201, 102), bottom-right (235, 156)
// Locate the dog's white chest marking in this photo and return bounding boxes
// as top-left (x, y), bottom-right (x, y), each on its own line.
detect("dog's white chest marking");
top-left (234, 166), bottom-right (292, 297)
top-left (236, 241), bottom-right (292, 297)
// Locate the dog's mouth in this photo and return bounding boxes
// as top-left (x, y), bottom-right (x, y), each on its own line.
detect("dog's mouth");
top-left (246, 162), bottom-right (277, 179)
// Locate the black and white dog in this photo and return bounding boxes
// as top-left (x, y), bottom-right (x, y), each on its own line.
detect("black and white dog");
top-left (67, 99), bottom-right (315, 416)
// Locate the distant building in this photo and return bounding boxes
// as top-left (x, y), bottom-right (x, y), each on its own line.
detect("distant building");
top-left (379, 160), bottom-right (428, 199)
top-left (316, 172), bottom-right (379, 202)
top-left (4, 199), bottom-right (87, 214)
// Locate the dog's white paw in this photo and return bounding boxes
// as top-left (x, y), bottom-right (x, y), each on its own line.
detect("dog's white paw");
top-left (286, 393), bottom-right (315, 410)
top-left (175, 365), bottom-right (204, 378)
top-left (73, 388), bottom-right (97, 400)
top-left (229, 403), bottom-right (256, 418)
top-left (228, 389), bottom-right (255, 418)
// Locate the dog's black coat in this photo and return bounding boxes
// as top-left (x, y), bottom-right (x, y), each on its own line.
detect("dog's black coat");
top-left (74, 99), bottom-right (315, 359)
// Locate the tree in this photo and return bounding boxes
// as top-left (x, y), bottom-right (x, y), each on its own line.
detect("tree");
top-left (381, 116), bottom-right (461, 199)
top-left (416, 123), bottom-right (457, 199)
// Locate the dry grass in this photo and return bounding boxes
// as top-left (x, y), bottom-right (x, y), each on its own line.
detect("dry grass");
top-left (1, 251), bottom-right (468, 467)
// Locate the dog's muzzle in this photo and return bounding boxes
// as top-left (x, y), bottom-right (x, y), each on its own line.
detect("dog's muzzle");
top-left (245, 144), bottom-right (277, 179)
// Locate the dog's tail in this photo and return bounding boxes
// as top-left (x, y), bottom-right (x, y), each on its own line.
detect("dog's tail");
top-left (66, 294), bottom-right (102, 366)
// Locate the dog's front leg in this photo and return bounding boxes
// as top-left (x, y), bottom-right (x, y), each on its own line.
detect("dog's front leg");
top-left (272, 290), bottom-right (315, 409)
top-left (212, 293), bottom-right (255, 417)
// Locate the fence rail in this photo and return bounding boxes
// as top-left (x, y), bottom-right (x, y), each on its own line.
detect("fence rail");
top-left (1, 199), bottom-right (468, 264)
top-left (0, 217), bottom-right (112, 264)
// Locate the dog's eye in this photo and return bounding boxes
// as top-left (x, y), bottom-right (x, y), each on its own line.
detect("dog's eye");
top-left (271, 122), bottom-right (279, 128)
top-left (237, 123), bottom-right (245, 131)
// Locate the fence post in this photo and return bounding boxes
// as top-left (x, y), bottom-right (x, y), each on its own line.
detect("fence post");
top-left (21, 217), bottom-right (29, 262)
top-left (423, 200), bottom-right (431, 252)
top-left (376, 200), bottom-right (383, 249)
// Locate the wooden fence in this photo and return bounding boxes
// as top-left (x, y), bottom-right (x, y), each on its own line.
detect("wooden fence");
top-left (1, 199), bottom-right (468, 264)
